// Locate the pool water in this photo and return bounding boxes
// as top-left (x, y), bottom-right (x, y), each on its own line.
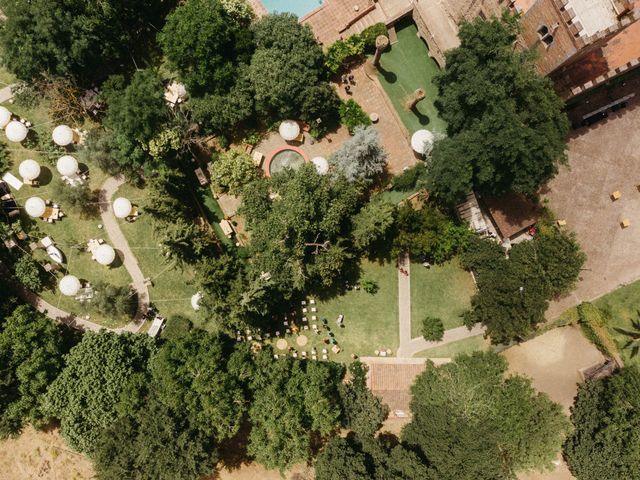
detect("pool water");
top-left (269, 149), bottom-right (306, 175)
top-left (261, 0), bottom-right (323, 18)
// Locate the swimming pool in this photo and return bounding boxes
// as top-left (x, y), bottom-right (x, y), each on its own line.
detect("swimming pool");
top-left (261, 0), bottom-right (324, 18)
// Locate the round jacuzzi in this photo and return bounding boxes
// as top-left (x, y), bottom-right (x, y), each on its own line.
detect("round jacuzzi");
top-left (264, 146), bottom-right (308, 177)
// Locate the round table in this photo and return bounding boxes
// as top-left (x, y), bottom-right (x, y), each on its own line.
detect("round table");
top-left (276, 339), bottom-right (288, 350)
top-left (296, 335), bottom-right (308, 347)
top-left (369, 112), bottom-right (379, 123)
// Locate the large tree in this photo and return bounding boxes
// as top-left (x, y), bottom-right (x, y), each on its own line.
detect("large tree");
top-left (159, 0), bottom-right (253, 96)
top-left (241, 165), bottom-right (363, 300)
top-left (462, 231), bottom-right (584, 344)
top-left (248, 13), bottom-right (338, 124)
top-left (0, 306), bottom-right (67, 437)
top-left (43, 331), bottom-right (156, 454)
top-left (565, 366), bottom-right (640, 480)
top-left (209, 149), bottom-right (259, 195)
top-left (330, 126), bottom-right (387, 183)
top-left (403, 352), bottom-right (570, 480)
top-left (247, 350), bottom-right (343, 471)
top-left (0, 0), bottom-right (174, 83)
top-left (102, 69), bottom-right (168, 169)
top-left (427, 14), bottom-right (569, 204)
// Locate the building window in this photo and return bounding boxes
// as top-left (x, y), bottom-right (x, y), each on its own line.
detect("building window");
top-left (537, 24), bottom-right (554, 47)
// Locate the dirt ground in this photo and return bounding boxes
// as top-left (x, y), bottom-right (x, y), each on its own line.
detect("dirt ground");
top-left (503, 326), bottom-right (603, 480)
top-left (0, 426), bottom-right (94, 480)
top-left (544, 99), bottom-right (640, 318)
top-left (502, 326), bottom-right (604, 414)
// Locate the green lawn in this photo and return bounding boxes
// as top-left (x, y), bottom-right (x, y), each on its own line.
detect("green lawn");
top-left (376, 20), bottom-right (447, 134)
top-left (594, 280), bottom-right (640, 366)
top-left (410, 258), bottom-right (476, 338)
top-left (414, 335), bottom-right (489, 359)
top-left (266, 260), bottom-right (399, 362)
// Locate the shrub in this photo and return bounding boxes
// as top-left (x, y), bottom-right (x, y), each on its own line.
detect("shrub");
top-left (91, 282), bottom-right (137, 319)
top-left (360, 23), bottom-right (388, 52)
top-left (339, 99), bottom-right (371, 134)
top-left (361, 279), bottom-right (378, 295)
top-left (421, 316), bottom-right (444, 341)
top-left (0, 141), bottom-right (11, 174)
top-left (14, 255), bottom-right (43, 291)
top-left (161, 315), bottom-right (193, 340)
top-left (391, 163), bottom-right (427, 191)
top-left (325, 35), bottom-right (365, 74)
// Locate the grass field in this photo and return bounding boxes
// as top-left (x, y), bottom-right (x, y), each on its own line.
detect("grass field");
top-left (414, 335), bottom-right (489, 359)
top-left (594, 280), bottom-right (640, 366)
top-left (266, 260), bottom-right (399, 362)
top-left (410, 258), bottom-right (476, 338)
top-left (376, 20), bottom-right (447, 134)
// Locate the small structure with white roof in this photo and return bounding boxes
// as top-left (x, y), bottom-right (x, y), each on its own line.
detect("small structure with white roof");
top-left (0, 106), bottom-right (12, 128)
top-left (56, 155), bottom-right (79, 177)
top-left (410, 129), bottom-right (435, 156)
top-left (5, 120), bottom-right (28, 143)
top-left (25, 196), bottom-right (46, 218)
top-left (18, 159), bottom-right (41, 182)
top-left (279, 120), bottom-right (301, 142)
top-left (94, 243), bottom-right (116, 266)
top-left (112, 197), bottom-right (133, 219)
top-left (59, 275), bottom-right (81, 297)
top-left (311, 156), bottom-right (329, 175)
top-left (148, 316), bottom-right (166, 337)
top-left (52, 125), bottom-right (74, 146)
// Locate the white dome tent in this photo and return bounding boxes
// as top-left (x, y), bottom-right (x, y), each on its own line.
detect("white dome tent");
top-left (311, 156), bottom-right (329, 175)
top-left (18, 159), bottom-right (41, 181)
top-left (25, 196), bottom-right (46, 217)
top-left (52, 125), bottom-right (74, 146)
top-left (59, 275), bottom-right (81, 297)
top-left (112, 197), bottom-right (132, 219)
top-left (278, 120), bottom-right (300, 142)
top-left (95, 244), bottom-right (116, 266)
top-left (191, 292), bottom-right (203, 311)
top-left (56, 155), bottom-right (79, 177)
top-left (0, 106), bottom-right (12, 129)
top-left (5, 120), bottom-right (28, 143)
top-left (411, 129), bottom-right (435, 155)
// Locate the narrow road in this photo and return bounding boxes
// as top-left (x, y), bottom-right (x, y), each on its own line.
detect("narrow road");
top-left (395, 252), bottom-right (486, 358)
top-left (98, 175), bottom-right (149, 333)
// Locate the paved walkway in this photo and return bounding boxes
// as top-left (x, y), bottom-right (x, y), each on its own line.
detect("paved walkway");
top-left (0, 84), bottom-right (14, 103)
top-left (98, 175), bottom-right (148, 333)
top-left (396, 252), bottom-right (486, 358)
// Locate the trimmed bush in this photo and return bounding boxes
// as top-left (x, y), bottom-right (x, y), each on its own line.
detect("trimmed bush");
top-left (421, 316), bottom-right (445, 342)
top-left (339, 99), bottom-right (371, 133)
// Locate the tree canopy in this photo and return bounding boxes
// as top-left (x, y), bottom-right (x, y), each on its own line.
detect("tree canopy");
top-left (159, 0), bottom-right (253, 96)
top-left (43, 332), bottom-right (156, 454)
top-left (209, 149), bottom-right (259, 195)
top-left (330, 126), bottom-right (387, 183)
top-left (461, 231), bottom-right (585, 344)
top-left (0, 0), bottom-right (174, 83)
top-left (565, 366), bottom-right (640, 480)
top-left (403, 352), bottom-right (570, 480)
top-left (0, 306), bottom-right (67, 437)
top-left (427, 14), bottom-right (569, 204)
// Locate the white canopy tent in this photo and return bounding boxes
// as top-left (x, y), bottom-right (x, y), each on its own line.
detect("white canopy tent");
top-left (56, 155), bottom-right (79, 177)
top-left (95, 244), bottom-right (116, 266)
top-left (18, 159), bottom-right (41, 181)
top-left (25, 196), bottom-right (46, 217)
top-left (311, 156), bottom-right (329, 175)
top-left (59, 275), bottom-right (81, 297)
top-left (0, 106), bottom-right (11, 129)
top-left (112, 197), bottom-right (132, 219)
top-left (191, 292), bottom-right (203, 311)
top-left (410, 129), bottom-right (435, 155)
top-left (5, 121), bottom-right (28, 143)
top-left (278, 120), bottom-right (300, 141)
top-left (52, 125), bottom-right (74, 146)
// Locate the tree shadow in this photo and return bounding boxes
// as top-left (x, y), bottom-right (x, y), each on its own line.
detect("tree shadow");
top-left (410, 105), bottom-right (430, 126)
top-left (38, 166), bottom-right (53, 187)
top-left (377, 65), bottom-right (397, 84)
top-left (216, 420), bottom-right (252, 472)
top-left (110, 248), bottom-right (125, 269)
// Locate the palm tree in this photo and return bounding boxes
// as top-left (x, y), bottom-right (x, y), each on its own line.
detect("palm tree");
top-left (614, 313), bottom-right (640, 357)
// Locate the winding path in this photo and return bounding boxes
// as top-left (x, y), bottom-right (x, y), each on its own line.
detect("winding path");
top-left (396, 253), bottom-right (486, 358)
top-left (8, 175), bottom-right (148, 333)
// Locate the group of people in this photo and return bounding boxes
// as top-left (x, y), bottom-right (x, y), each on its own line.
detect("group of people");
top-left (341, 73), bottom-right (356, 95)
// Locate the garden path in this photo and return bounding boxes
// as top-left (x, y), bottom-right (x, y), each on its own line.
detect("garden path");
top-left (0, 84), bottom-right (14, 103)
top-left (396, 253), bottom-right (486, 358)
top-left (98, 175), bottom-right (148, 333)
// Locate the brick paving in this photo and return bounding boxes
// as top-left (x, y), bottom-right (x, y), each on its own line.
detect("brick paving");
top-left (335, 64), bottom-right (418, 174)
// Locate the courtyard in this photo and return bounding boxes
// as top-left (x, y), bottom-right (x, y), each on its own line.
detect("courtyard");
top-left (544, 99), bottom-right (640, 319)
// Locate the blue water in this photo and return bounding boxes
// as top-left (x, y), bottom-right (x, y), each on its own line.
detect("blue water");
top-left (261, 0), bottom-right (324, 18)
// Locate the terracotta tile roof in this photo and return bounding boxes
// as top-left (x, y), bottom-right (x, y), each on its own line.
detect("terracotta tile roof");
top-left (367, 363), bottom-right (426, 413)
top-left (482, 193), bottom-right (539, 239)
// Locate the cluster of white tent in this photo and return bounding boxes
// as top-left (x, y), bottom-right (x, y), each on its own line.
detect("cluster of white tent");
top-left (16, 154), bottom-right (80, 183)
top-left (0, 106), bottom-right (28, 143)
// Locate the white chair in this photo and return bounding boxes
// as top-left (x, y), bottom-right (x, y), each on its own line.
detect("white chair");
top-left (302, 307), bottom-right (307, 313)
top-left (310, 299), bottom-right (316, 305)
top-left (311, 307), bottom-right (317, 313)
top-left (311, 315), bottom-right (317, 321)
top-left (322, 349), bottom-right (328, 354)
top-left (301, 300), bottom-right (306, 306)
top-left (322, 354), bottom-right (328, 360)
